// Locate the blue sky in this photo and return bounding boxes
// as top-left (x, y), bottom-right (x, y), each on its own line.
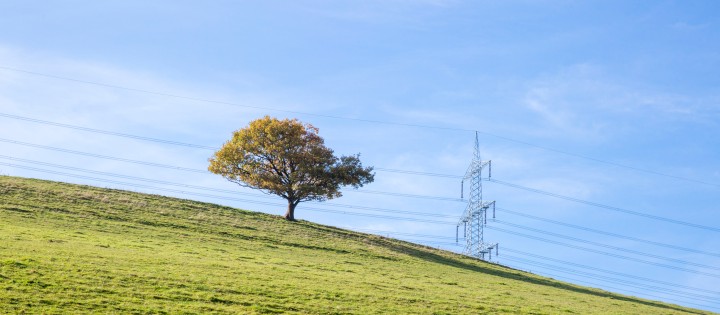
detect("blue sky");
top-left (1, 0), bottom-right (720, 311)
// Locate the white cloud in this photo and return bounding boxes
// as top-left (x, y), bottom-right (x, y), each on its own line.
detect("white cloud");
top-left (0, 46), bottom-right (278, 208)
top-left (516, 62), bottom-right (720, 146)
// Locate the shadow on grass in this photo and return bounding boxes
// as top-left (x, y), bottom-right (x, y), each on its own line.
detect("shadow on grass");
top-left (300, 223), bottom-right (706, 315)
top-left (1, 206), bottom-right (31, 213)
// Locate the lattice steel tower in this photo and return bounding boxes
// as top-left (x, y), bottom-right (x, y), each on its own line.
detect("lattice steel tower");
top-left (457, 132), bottom-right (498, 260)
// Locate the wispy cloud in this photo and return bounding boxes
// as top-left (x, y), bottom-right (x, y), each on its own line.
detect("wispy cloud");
top-left (518, 63), bottom-right (720, 142)
top-left (0, 46), bottom-right (267, 194)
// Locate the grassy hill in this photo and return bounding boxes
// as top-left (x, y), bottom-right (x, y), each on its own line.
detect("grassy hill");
top-left (0, 175), bottom-right (713, 314)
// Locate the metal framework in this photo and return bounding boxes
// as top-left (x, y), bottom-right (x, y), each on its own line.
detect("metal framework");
top-left (457, 132), bottom-right (498, 260)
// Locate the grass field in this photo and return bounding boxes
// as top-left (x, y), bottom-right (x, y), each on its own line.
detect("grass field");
top-left (0, 175), bottom-right (713, 314)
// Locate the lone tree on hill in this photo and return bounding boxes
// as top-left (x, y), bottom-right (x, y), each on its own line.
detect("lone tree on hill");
top-left (208, 116), bottom-right (375, 221)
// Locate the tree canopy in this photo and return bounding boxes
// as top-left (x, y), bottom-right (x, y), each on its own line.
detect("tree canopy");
top-left (208, 116), bottom-right (374, 221)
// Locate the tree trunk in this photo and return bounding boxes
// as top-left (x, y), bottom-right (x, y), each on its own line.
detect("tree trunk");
top-left (284, 201), bottom-right (298, 221)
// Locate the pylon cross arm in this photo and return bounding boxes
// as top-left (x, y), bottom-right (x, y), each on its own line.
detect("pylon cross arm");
top-left (463, 160), bottom-right (491, 180)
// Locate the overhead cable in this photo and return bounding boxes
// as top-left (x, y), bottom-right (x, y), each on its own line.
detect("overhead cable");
top-left (493, 220), bottom-right (720, 272)
top-left (502, 247), bottom-right (720, 296)
top-left (500, 255), bottom-right (720, 308)
top-left (0, 139), bottom-right (461, 202)
top-left (489, 178), bottom-right (720, 233)
top-left (2, 68), bottom-right (719, 187)
top-left (498, 207), bottom-right (720, 258)
top-left (0, 162), bottom-right (456, 226)
top-left (0, 111), bottom-right (463, 179)
top-left (486, 225), bottom-right (720, 279)
top-left (0, 156), bottom-right (457, 219)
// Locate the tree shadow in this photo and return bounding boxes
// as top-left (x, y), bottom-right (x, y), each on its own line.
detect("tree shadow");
top-left (299, 222), bottom-right (707, 315)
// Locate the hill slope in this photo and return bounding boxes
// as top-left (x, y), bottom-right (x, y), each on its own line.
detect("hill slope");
top-left (0, 176), bottom-right (712, 314)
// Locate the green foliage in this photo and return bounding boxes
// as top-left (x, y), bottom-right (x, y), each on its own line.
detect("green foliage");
top-left (208, 116), bottom-right (374, 220)
top-left (0, 176), bottom-right (713, 314)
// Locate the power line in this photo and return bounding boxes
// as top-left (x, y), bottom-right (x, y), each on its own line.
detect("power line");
top-left (0, 162), bottom-right (457, 226)
top-left (493, 220), bottom-right (720, 272)
top-left (0, 138), bottom-right (208, 174)
top-left (498, 207), bottom-right (720, 258)
top-left (0, 162), bottom-right (278, 206)
top-left (4, 111), bottom-right (717, 234)
top-left (341, 227), bottom-right (459, 241)
top-left (8, 153), bottom-right (716, 272)
top-left (2, 67), bottom-right (719, 187)
top-left (5, 111), bottom-right (715, 278)
top-left (318, 223), bottom-right (720, 303)
top-left (301, 207), bottom-right (455, 225)
top-left (399, 237), bottom-right (720, 309)
top-left (502, 247), bottom-right (720, 296)
top-left (388, 230), bottom-right (720, 308)
top-left (5, 123), bottom-right (716, 233)
top-left (400, 238), bottom-right (465, 247)
top-left (516, 271), bottom-right (720, 312)
top-left (487, 225), bottom-right (720, 279)
top-left (0, 155), bottom-right (458, 220)
top-left (6, 161), bottom-right (713, 310)
top-left (5, 108), bottom-right (719, 234)
top-left (6, 157), bottom-right (720, 280)
top-left (373, 167), bottom-right (461, 179)
top-left (0, 155), bottom-right (462, 240)
top-left (500, 255), bottom-right (720, 309)
top-left (0, 138), bottom-right (463, 202)
top-left (4, 161), bottom-right (718, 310)
top-left (5, 133), bottom-right (720, 261)
top-left (2, 125), bottom-right (718, 284)
top-left (4, 136), bottom-right (719, 238)
top-left (0, 111), bottom-right (464, 179)
top-left (400, 242), bottom-right (717, 308)
top-left (489, 178), bottom-right (720, 233)
top-left (500, 255), bottom-right (720, 304)
top-left (352, 226), bottom-right (720, 301)
top-left (513, 272), bottom-right (718, 311)
top-left (0, 154), bottom-right (263, 197)
top-left (346, 189), bottom-right (462, 202)
top-left (0, 112), bottom-right (216, 150)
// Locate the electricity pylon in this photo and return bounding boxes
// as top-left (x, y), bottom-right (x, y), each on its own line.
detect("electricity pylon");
top-left (457, 132), bottom-right (498, 261)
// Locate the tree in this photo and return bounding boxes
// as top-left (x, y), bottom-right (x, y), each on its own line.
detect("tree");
top-left (208, 116), bottom-right (374, 221)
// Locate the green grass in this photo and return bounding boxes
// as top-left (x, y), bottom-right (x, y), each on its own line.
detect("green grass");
top-left (0, 175), bottom-right (713, 314)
